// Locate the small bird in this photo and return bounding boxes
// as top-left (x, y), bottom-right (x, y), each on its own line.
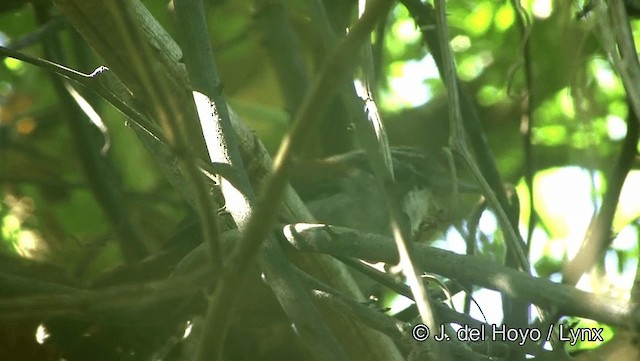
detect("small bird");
top-left (293, 147), bottom-right (478, 242)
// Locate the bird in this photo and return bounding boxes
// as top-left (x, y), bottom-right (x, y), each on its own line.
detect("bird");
top-left (292, 147), bottom-right (479, 243)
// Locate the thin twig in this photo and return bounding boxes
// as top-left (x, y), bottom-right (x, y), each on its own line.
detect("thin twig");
top-left (507, 2), bottom-right (539, 353)
top-left (511, 0), bottom-right (537, 250)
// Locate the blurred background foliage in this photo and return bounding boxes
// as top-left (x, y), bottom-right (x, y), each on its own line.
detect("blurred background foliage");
top-left (1, 0), bottom-right (640, 359)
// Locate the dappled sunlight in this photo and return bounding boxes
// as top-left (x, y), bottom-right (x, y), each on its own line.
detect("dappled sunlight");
top-left (531, 0), bottom-right (553, 19)
top-left (3, 57), bottom-right (25, 74)
top-left (603, 246), bottom-right (637, 298)
top-left (451, 35), bottom-right (471, 52)
top-left (458, 51), bottom-right (493, 81)
top-left (1, 194), bottom-right (48, 260)
top-left (381, 57), bottom-right (437, 110)
top-left (614, 171), bottom-right (640, 231)
top-left (605, 114), bottom-right (627, 141)
top-left (14, 229), bottom-right (47, 259)
top-left (464, 3), bottom-right (494, 36)
top-left (516, 167), bottom-right (640, 298)
top-left (518, 167), bottom-right (596, 257)
top-left (1, 0), bottom-right (639, 358)
top-left (34, 324), bottom-right (49, 345)
top-left (519, 0), bottom-right (554, 19)
top-left (494, 4), bottom-right (515, 31)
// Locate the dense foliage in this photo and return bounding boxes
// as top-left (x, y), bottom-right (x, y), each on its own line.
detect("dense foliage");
top-left (1, 0), bottom-right (639, 360)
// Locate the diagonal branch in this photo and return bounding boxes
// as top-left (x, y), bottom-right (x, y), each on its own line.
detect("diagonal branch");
top-left (172, 1), bottom-right (350, 360)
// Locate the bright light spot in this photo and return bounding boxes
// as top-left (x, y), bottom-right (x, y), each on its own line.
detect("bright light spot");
top-left (533, 124), bottom-right (567, 146)
top-left (67, 84), bottom-right (110, 154)
top-left (362, 261), bottom-right (387, 276)
top-left (604, 250), bottom-right (621, 280)
top-left (0, 31), bottom-right (8, 47)
top-left (479, 211), bottom-right (497, 235)
top-left (605, 115), bottom-right (626, 141)
top-left (614, 171), bottom-right (640, 231)
top-left (458, 52), bottom-right (493, 81)
top-left (477, 85), bottom-right (505, 106)
top-left (382, 56), bottom-right (438, 109)
top-left (590, 58), bottom-right (623, 95)
top-left (532, 0), bottom-right (553, 19)
top-left (458, 58), bottom-right (483, 81)
top-left (534, 96), bottom-right (565, 135)
top-left (387, 6), bottom-right (418, 57)
top-left (2, 214), bottom-right (20, 238)
top-left (517, 171), bottom-right (570, 265)
top-left (435, 227), bottom-right (466, 254)
top-left (15, 230), bottom-right (46, 259)
top-left (533, 167), bottom-right (598, 258)
top-left (388, 294), bottom-right (413, 315)
top-left (393, 18), bottom-right (420, 44)
top-left (612, 225), bottom-right (637, 251)
top-left (595, 67), bottom-right (617, 90)
top-left (549, 272), bottom-right (562, 283)
top-left (495, 4), bottom-right (515, 31)
top-left (35, 324), bottom-right (49, 344)
top-left (451, 35), bottom-right (471, 52)
top-left (575, 274), bottom-right (593, 292)
top-left (183, 320), bottom-right (193, 339)
top-left (452, 288), bottom-right (503, 324)
top-left (3, 58), bottom-right (25, 74)
top-left (558, 90), bottom-right (575, 119)
top-left (464, 3), bottom-right (494, 36)
top-left (523, 228), bottom-right (550, 266)
top-left (547, 238), bottom-right (566, 260)
top-left (16, 231), bottom-right (38, 254)
top-left (2, 195), bottom-right (36, 248)
top-left (291, 223), bottom-right (325, 233)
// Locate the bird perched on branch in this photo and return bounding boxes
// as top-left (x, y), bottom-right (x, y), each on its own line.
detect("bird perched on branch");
top-left (292, 147), bottom-right (479, 243)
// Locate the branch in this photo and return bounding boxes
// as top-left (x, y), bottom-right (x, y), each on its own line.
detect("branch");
top-left (0, 269), bottom-right (209, 320)
top-left (52, 1), bottom-right (405, 359)
top-left (204, 2), bottom-right (395, 360)
top-left (401, 0), bottom-right (529, 272)
top-left (283, 223), bottom-right (638, 327)
top-left (561, 0), bottom-right (640, 285)
top-left (172, 1), bottom-right (349, 360)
